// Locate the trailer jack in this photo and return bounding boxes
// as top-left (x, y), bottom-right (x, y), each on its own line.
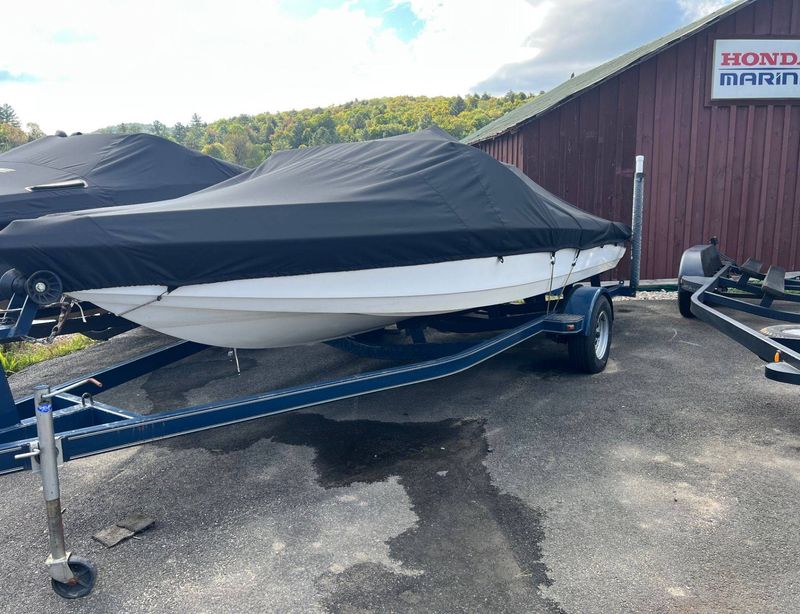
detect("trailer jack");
top-left (13, 380), bottom-right (102, 598)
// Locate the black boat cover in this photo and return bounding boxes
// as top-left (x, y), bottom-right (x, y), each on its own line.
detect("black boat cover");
top-left (0, 127), bottom-right (630, 292)
top-left (0, 133), bottom-right (244, 229)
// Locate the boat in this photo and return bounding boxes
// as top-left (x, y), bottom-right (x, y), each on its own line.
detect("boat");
top-left (0, 132), bottom-right (244, 231)
top-left (0, 132), bottom-right (245, 332)
top-left (0, 128), bottom-right (630, 349)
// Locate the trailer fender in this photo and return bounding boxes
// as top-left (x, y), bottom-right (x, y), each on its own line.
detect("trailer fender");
top-left (678, 244), bottom-right (723, 283)
top-left (562, 285), bottom-right (613, 335)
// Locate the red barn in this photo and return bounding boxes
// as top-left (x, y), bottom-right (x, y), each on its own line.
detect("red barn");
top-left (465, 0), bottom-right (800, 280)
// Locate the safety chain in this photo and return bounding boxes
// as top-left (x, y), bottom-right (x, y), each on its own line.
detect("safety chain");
top-left (45, 298), bottom-right (86, 344)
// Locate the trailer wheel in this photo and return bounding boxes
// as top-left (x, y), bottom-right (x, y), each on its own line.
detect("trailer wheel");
top-left (51, 556), bottom-right (96, 599)
top-left (568, 295), bottom-right (612, 373)
top-left (677, 288), bottom-right (694, 318)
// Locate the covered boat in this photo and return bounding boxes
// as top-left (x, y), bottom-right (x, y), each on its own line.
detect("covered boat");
top-left (0, 132), bottom-right (244, 230)
top-left (0, 128), bottom-right (630, 348)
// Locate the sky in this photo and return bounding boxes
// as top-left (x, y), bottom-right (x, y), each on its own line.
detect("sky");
top-left (0, 0), bottom-right (735, 133)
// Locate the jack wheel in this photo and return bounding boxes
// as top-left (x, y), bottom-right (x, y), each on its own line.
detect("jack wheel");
top-left (568, 295), bottom-right (612, 373)
top-left (51, 556), bottom-right (97, 599)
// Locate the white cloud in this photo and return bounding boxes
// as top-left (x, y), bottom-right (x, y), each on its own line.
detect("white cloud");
top-left (677, 0), bottom-right (736, 20)
top-left (0, 0), bottom-right (546, 133)
top-left (474, 0), bottom-right (742, 96)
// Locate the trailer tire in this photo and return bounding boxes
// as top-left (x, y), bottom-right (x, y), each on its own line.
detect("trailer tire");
top-left (677, 288), bottom-right (695, 318)
top-left (568, 295), bottom-right (612, 374)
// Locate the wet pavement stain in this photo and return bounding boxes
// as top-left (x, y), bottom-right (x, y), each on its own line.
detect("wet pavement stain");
top-left (270, 414), bottom-right (563, 614)
top-left (153, 410), bottom-right (562, 612)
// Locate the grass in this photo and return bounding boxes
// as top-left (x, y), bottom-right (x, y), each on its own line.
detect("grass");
top-left (0, 335), bottom-right (96, 375)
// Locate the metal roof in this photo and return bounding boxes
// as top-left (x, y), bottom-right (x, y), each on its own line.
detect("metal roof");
top-left (464, 0), bottom-right (756, 145)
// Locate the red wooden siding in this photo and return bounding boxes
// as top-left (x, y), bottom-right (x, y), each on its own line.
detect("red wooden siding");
top-left (476, 131), bottom-right (524, 170)
top-left (476, 0), bottom-right (800, 280)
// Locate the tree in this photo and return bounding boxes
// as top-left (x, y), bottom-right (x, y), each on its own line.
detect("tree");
top-left (336, 124), bottom-right (355, 142)
top-left (173, 122), bottom-right (188, 144)
top-left (91, 93), bottom-right (536, 160)
top-left (186, 114), bottom-right (207, 150)
top-left (151, 120), bottom-right (168, 137)
top-left (0, 104), bottom-right (20, 127)
top-left (223, 125), bottom-right (256, 166)
top-left (186, 127), bottom-right (206, 151)
top-left (201, 142), bottom-right (227, 160)
top-left (448, 96), bottom-right (466, 116)
top-left (309, 126), bottom-right (336, 146)
top-left (416, 111), bottom-right (433, 130)
top-left (26, 122), bottom-right (45, 140)
top-left (0, 123), bottom-right (28, 153)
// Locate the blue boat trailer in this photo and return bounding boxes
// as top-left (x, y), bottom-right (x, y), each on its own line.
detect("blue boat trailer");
top-left (0, 281), bottom-right (633, 597)
top-left (0, 158), bottom-right (646, 598)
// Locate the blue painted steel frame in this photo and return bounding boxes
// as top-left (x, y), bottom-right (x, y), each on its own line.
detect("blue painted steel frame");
top-left (0, 290), bottom-right (611, 475)
top-left (9, 340), bottom-right (207, 424)
top-left (0, 294), bottom-right (37, 343)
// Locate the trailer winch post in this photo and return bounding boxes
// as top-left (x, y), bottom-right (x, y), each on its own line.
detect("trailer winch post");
top-left (630, 155), bottom-right (645, 293)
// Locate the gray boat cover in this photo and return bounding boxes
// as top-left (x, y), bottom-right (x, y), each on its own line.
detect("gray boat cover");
top-left (0, 128), bottom-right (630, 291)
top-left (0, 133), bottom-right (244, 229)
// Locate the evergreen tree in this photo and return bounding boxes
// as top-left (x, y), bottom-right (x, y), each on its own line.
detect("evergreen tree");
top-left (186, 114), bottom-right (207, 150)
top-left (173, 122), bottom-right (188, 144)
top-left (0, 104), bottom-right (20, 127)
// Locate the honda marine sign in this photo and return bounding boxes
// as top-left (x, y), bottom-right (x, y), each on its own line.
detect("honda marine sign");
top-left (712, 39), bottom-right (800, 101)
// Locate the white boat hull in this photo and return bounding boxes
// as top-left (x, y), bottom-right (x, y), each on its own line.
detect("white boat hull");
top-left (69, 245), bottom-right (626, 349)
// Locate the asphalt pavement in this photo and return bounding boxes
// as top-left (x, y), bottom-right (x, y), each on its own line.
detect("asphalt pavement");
top-left (1, 299), bottom-right (798, 613)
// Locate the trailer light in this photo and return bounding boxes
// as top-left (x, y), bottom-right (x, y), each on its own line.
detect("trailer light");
top-left (774, 351), bottom-right (781, 363)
